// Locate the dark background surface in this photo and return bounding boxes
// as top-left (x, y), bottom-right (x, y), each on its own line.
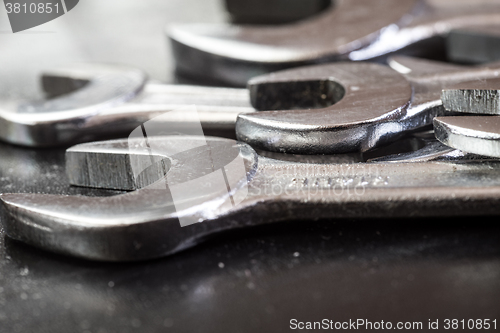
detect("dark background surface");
top-left (0, 1), bottom-right (499, 332)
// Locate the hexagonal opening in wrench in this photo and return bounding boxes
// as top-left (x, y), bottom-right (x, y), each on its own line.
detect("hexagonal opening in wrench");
top-left (250, 79), bottom-right (345, 110)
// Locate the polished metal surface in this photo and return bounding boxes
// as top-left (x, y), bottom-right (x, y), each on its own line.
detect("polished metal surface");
top-left (1, 1), bottom-right (500, 331)
top-left (3, 135), bottom-right (500, 261)
top-left (235, 56), bottom-right (500, 154)
top-left (434, 116), bottom-right (500, 158)
top-left (169, 0), bottom-right (418, 86)
top-left (0, 64), bottom-right (147, 146)
top-left (169, 0), bottom-right (500, 86)
top-left (6, 57), bottom-right (500, 153)
top-left (236, 62), bottom-right (412, 154)
top-left (1, 136), bottom-right (257, 261)
top-left (0, 64), bottom-right (253, 147)
top-left (442, 78), bottom-right (500, 115)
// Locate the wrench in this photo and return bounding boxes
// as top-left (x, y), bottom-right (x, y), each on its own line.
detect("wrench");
top-left (236, 56), bottom-right (500, 154)
top-left (0, 64), bottom-right (146, 147)
top-left (0, 64), bottom-right (252, 147)
top-left (434, 116), bottom-right (500, 158)
top-left (5, 57), bottom-right (500, 154)
top-left (434, 78), bottom-right (500, 157)
top-left (2, 135), bottom-right (500, 261)
top-left (169, 0), bottom-right (500, 86)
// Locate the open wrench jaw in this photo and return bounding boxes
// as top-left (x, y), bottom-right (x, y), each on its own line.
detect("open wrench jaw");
top-left (0, 64), bottom-right (147, 147)
top-left (0, 63), bottom-right (258, 147)
top-left (170, 0), bottom-right (500, 86)
top-left (435, 76), bottom-right (500, 158)
top-left (5, 133), bottom-right (500, 261)
top-left (238, 55), bottom-right (500, 156)
top-left (235, 62), bottom-right (413, 154)
top-left (434, 116), bottom-right (500, 158)
top-left (168, 0), bottom-right (421, 86)
top-left (0, 136), bottom-right (259, 261)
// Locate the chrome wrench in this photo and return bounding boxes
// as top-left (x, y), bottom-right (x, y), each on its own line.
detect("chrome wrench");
top-left (2, 135), bottom-right (500, 261)
top-left (169, 0), bottom-right (500, 86)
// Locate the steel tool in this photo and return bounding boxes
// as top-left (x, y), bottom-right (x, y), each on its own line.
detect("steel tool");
top-left (441, 78), bottom-right (500, 115)
top-left (0, 64), bottom-right (252, 147)
top-left (5, 57), bottom-right (500, 155)
top-left (434, 116), bottom-right (500, 157)
top-left (434, 78), bottom-right (500, 157)
top-left (2, 134), bottom-right (500, 261)
top-left (236, 56), bottom-right (500, 154)
top-left (169, 0), bottom-right (500, 86)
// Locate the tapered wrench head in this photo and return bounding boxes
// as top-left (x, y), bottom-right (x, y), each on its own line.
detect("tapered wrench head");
top-left (0, 136), bottom-right (258, 261)
top-left (169, 0), bottom-right (420, 86)
top-left (437, 77), bottom-right (500, 157)
top-left (0, 64), bottom-right (147, 147)
top-left (236, 62), bottom-right (413, 154)
top-left (434, 116), bottom-right (500, 158)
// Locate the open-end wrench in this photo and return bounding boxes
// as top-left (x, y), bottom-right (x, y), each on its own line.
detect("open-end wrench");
top-left (0, 64), bottom-right (146, 147)
top-left (2, 135), bottom-right (500, 261)
top-left (236, 56), bottom-right (500, 154)
top-left (434, 78), bottom-right (500, 157)
top-left (1, 61), bottom-right (407, 149)
top-left (5, 57), bottom-right (500, 154)
top-left (169, 0), bottom-right (500, 86)
top-left (0, 64), bottom-right (252, 147)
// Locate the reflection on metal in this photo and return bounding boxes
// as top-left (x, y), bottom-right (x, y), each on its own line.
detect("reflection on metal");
top-left (3, 135), bottom-right (500, 261)
top-left (435, 116), bottom-right (500, 158)
top-left (0, 64), bottom-right (252, 147)
top-left (170, 0), bottom-right (500, 86)
top-left (236, 57), bottom-right (500, 154)
top-left (437, 77), bottom-right (500, 158)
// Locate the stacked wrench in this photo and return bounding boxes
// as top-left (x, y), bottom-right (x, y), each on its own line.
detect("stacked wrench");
top-left (2, 0), bottom-right (500, 260)
top-left (2, 57), bottom-right (500, 260)
top-left (3, 133), bottom-right (500, 261)
top-left (4, 57), bottom-right (500, 155)
top-left (169, 0), bottom-right (500, 86)
top-left (435, 78), bottom-right (500, 157)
